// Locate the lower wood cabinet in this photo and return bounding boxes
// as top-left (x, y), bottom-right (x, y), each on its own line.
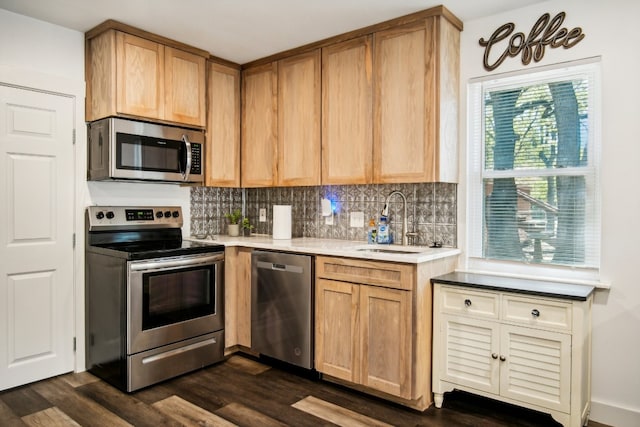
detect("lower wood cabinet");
top-left (432, 283), bottom-right (592, 427)
top-left (315, 255), bottom-right (457, 410)
top-left (223, 247), bottom-right (252, 351)
top-left (316, 278), bottom-right (412, 398)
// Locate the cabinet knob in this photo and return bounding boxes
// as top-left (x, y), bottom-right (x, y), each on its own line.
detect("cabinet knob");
top-left (499, 355), bottom-right (506, 361)
top-left (531, 309), bottom-right (540, 318)
top-left (464, 299), bottom-right (472, 307)
top-left (491, 353), bottom-right (498, 359)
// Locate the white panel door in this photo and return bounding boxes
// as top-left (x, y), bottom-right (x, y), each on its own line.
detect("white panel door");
top-left (0, 85), bottom-right (75, 390)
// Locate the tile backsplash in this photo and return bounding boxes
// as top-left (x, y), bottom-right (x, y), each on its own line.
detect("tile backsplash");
top-left (191, 183), bottom-right (456, 247)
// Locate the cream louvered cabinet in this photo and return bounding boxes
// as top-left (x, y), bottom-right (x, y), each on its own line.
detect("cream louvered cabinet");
top-left (432, 279), bottom-right (593, 427)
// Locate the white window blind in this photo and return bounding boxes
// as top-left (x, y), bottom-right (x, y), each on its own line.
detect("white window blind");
top-left (468, 61), bottom-right (601, 276)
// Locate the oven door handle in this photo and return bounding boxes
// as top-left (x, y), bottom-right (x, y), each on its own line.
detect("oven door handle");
top-left (130, 254), bottom-right (224, 272)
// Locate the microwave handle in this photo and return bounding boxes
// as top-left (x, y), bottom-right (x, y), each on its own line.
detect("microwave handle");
top-left (181, 135), bottom-right (192, 181)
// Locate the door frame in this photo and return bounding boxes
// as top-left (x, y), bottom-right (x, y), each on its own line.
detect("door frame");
top-left (0, 64), bottom-right (87, 372)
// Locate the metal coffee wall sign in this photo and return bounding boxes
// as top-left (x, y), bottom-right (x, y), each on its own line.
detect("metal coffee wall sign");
top-left (479, 12), bottom-right (585, 71)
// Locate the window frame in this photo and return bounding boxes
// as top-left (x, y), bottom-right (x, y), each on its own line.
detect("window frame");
top-left (465, 59), bottom-right (602, 283)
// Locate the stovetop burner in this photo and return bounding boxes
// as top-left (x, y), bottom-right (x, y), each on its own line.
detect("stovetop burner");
top-left (85, 206), bottom-right (224, 260)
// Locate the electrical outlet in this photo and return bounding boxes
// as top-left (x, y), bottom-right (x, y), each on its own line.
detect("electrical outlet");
top-left (259, 208), bottom-right (266, 222)
top-left (325, 214), bottom-right (333, 225)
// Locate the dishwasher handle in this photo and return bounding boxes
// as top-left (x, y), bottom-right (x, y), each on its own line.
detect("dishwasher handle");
top-left (255, 260), bottom-right (304, 274)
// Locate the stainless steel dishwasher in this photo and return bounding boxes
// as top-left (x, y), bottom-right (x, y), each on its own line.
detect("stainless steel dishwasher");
top-left (251, 251), bottom-right (314, 369)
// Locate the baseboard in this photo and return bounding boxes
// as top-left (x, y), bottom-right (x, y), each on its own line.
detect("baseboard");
top-left (590, 399), bottom-right (640, 427)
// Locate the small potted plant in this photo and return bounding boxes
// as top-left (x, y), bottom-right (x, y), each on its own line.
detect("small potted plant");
top-left (241, 217), bottom-right (254, 237)
top-left (224, 209), bottom-right (242, 236)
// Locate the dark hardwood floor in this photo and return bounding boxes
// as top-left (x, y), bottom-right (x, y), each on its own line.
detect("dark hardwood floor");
top-left (0, 355), bottom-right (608, 427)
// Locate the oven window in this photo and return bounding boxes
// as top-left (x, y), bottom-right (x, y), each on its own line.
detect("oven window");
top-left (142, 265), bottom-right (215, 330)
top-left (116, 132), bottom-right (182, 173)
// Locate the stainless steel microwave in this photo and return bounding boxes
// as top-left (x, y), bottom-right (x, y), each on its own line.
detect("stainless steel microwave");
top-left (87, 117), bottom-right (204, 184)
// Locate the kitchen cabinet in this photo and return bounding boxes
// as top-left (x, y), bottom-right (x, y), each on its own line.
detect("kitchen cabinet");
top-left (373, 15), bottom-right (459, 183)
top-left (206, 61), bottom-right (241, 187)
top-left (241, 50), bottom-right (321, 187)
top-left (277, 49), bottom-right (321, 186)
top-left (241, 62), bottom-right (278, 187)
top-left (224, 247), bottom-right (252, 351)
top-left (432, 282), bottom-right (592, 427)
top-left (86, 26), bottom-right (207, 127)
top-left (321, 36), bottom-right (373, 185)
top-left (315, 255), bottom-right (457, 410)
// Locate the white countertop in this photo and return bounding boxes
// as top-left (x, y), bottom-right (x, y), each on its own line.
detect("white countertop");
top-left (187, 234), bottom-right (460, 264)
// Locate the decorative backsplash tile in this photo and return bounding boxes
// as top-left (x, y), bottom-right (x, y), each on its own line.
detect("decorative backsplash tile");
top-left (190, 183), bottom-right (457, 247)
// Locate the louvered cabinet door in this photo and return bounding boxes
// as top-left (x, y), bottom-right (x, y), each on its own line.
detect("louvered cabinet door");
top-left (499, 324), bottom-right (571, 413)
top-left (440, 314), bottom-right (500, 395)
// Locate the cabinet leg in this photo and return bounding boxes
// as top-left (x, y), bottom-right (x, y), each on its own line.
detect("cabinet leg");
top-left (434, 393), bottom-right (444, 409)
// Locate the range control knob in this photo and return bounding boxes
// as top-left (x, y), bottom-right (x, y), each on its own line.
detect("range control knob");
top-left (164, 211), bottom-right (172, 218)
top-left (172, 211), bottom-right (180, 218)
top-left (96, 211), bottom-right (105, 220)
top-left (156, 211), bottom-right (164, 218)
top-left (106, 211), bottom-right (115, 219)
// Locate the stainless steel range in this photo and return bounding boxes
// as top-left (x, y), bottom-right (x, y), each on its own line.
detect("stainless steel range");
top-left (85, 206), bottom-right (225, 392)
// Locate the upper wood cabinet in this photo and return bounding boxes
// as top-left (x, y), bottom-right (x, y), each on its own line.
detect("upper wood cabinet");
top-left (277, 50), bottom-right (321, 186)
top-left (115, 32), bottom-right (164, 119)
top-left (373, 16), bottom-right (460, 183)
top-left (86, 27), bottom-right (207, 127)
top-left (241, 63), bottom-right (278, 187)
top-left (164, 46), bottom-right (206, 126)
top-left (241, 50), bottom-right (321, 187)
top-left (206, 61), bottom-right (241, 187)
top-left (321, 36), bottom-right (373, 185)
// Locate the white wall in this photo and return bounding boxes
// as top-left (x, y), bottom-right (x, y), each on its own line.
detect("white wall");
top-left (3, 2), bottom-right (639, 425)
top-left (0, 8), bottom-right (191, 371)
top-left (457, 1), bottom-right (640, 425)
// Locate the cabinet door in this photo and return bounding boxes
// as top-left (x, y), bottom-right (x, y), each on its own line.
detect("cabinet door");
top-left (499, 324), bottom-right (571, 413)
top-left (440, 314), bottom-right (500, 394)
top-left (360, 285), bottom-right (413, 398)
top-left (241, 63), bottom-right (278, 187)
top-left (206, 62), bottom-right (241, 187)
top-left (321, 36), bottom-right (373, 184)
top-left (373, 20), bottom-right (436, 183)
top-left (164, 46), bottom-right (206, 126)
top-left (116, 32), bottom-right (164, 119)
top-left (86, 30), bottom-right (116, 121)
top-left (224, 247), bottom-right (252, 348)
top-left (277, 50), bottom-right (321, 186)
top-left (315, 279), bottom-right (359, 383)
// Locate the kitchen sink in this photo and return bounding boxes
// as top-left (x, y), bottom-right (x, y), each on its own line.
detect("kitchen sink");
top-left (355, 247), bottom-right (426, 254)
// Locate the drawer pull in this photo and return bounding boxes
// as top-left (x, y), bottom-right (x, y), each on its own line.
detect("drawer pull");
top-left (499, 355), bottom-right (506, 362)
top-left (464, 299), bottom-right (472, 307)
top-left (531, 309), bottom-right (540, 318)
top-left (491, 353), bottom-right (498, 359)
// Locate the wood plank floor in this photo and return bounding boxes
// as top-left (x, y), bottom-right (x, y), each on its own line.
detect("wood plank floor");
top-left (0, 355), bottom-right (608, 427)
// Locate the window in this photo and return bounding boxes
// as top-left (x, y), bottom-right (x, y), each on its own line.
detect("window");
top-left (467, 61), bottom-right (600, 279)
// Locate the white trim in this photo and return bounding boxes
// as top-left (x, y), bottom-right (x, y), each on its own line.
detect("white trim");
top-left (466, 59), bottom-right (602, 274)
top-left (456, 268), bottom-right (610, 290)
top-left (590, 398), bottom-right (640, 427)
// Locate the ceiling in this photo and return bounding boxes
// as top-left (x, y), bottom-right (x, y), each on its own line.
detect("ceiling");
top-left (0, 0), bottom-right (545, 64)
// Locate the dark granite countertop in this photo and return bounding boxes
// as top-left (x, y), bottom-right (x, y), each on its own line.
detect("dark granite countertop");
top-left (431, 271), bottom-right (595, 301)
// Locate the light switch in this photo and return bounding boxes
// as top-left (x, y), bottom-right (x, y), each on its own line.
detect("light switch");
top-left (259, 208), bottom-right (266, 222)
top-left (321, 198), bottom-right (332, 216)
top-left (350, 211), bottom-right (364, 228)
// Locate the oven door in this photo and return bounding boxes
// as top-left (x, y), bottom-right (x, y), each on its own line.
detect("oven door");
top-left (127, 252), bottom-right (224, 354)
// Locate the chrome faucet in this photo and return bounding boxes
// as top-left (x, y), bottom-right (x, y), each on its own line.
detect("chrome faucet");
top-left (381, 190), bottom-right (416, 246)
